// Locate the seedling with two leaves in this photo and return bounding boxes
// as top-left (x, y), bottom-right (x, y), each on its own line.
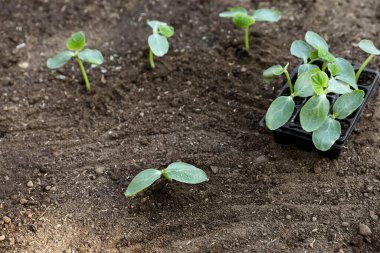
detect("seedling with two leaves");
top-left (219, 7), bottom-right (281, 49)
top-left (263, 31), bottom-right (378, 151)
top-left (47, 32), bottom-right (104, 91)
top-left (124, 162), bottom-right (208, 197)
top-left (147, 20), bottom-right (175, 68)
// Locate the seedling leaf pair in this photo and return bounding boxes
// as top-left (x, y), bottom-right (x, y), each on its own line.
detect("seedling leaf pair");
top-left (219, 7), bottom-right (281, 49)
top-left (124, 162), bottom-right (208, 197)
top-left (47, 32), bottom-right (104, 91)
top-left (356, 40), bottom-right (380, 82)
top-left (147, 20), bottom-right (175, 68)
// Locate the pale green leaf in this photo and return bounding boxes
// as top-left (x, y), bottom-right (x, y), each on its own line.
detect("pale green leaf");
top-left (78, 48), bottom-right (104, 65)
top-left (300, 94), bottom-right (330, 132)
top-left (148, 20), bottom-right (167, 33)
top-left (47, 50), bottom-right (75, 69)
top-left (219, 7), bottom-right (247, 18)
top-left (232, 13), bottom-right (255, 28)
top-left (148, 34), bottom-right (169, 57)
top-left (333, 90), bottom-right (364, 119)
top-left (294, 68), bottom-right (319, 97)
top-left (327, 63), bottom-right (341, 77)
top-left (358, 39), bottom-right (380, 55)
top-left (335, 58), bottom-right (358, 89)
top-left (165, 162), bottom-right (208, 184)
top-left (159, 25), bottom-right (175, 38)
top-left (265, 96), bottom-right (295, 130)
top-left (252, 9), bottom-right (281, 22)
top-left (66, 31), bottom-right (86, 51)
top-left (310, 71), bottom-right (329, 95)
top-left (263, 65), bottom-right (284, 82)
top-left (327, 79), bottom-right (352, 94)
top-left (305, 31), bottom-right (328, 51)
top-left (291, 40), bottom-right (313, 63)
top-left (297, 64), bottom-right (319, 76)
top-left (312, 118), bottom-right (341, 151)
top-left (317, 48), bottom-right (335, 63)
top-left (124, 169), bottom-right (162, 197)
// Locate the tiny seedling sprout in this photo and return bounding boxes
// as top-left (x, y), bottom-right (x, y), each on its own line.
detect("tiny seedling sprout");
top-left (147, 20), bottom-right (175, 68)
top-left (47, 31), bottom-right (104, 91)
top-left (219, 7), bottom-right (281, 49)
top-left (264, 31), bottom-right (367, 151)
top-left (124, 162), bottom-right (208, 197)
top-left (356, 40), bottom-right (380, 82)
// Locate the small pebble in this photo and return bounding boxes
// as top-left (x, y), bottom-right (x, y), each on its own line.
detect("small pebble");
top-left (342, 222), bottom-right (350, 227)
top-left (0, 235), bottom-right (5, 241)
top-left (210, 166), bottom-right (218, 174)
top-left (20, 198), bottom-right (28, 205)
top-left (45, 186), bottom-right (51, 191)
top-left (26, 181), bottom-right (34, 188)
top-left (312, 217), bottom-right (317, 222)
top-left (313, 166), bottom-right (322, 174)
top-left (95, 167), bottom-right (105, 175)
top-left (255, 155), bottom-right (268, 164)
top-left (3, 216), bottom-right (11, 224)
top-left (369, 211), bottom-right (378, 221)
top-left (358, 223), bottom-right (372, 236)
top-left (286, 215), bottom-right (291, 220)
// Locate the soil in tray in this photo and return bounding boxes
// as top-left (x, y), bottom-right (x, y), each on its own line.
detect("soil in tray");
top-left (0, 0), bottom-right (380, 253)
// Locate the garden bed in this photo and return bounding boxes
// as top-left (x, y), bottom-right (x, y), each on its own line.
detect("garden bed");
top-left (0, 0), bottom-right (380, 252)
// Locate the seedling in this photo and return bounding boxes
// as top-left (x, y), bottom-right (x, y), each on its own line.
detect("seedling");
top-left (356, 40), bottom-right (380, 82)
top-left (124, 162), bottom-right (208, 197)
top-left (147, 20), bottom-right (175, 68)
top-left (219, 7), bottom-right (281, 49)
top-left (264, 31), bottom-right (366, 151)
top-left (47, 32), bottom-right (104, 91)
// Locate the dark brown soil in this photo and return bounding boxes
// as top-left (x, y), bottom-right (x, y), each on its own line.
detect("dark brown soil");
top-left (0, 0), bottom-right (380, 252)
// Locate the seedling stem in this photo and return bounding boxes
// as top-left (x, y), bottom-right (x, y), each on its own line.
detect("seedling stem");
top-left (284, 69), bottom-right (294, 94)
top-left (76, 54), bottom-right (91, 91)
top-left (321, 61), bottom-right (327, 72)
top-left (356, 54), bottom-right (375, 82)
top-left (149, 49), bottom-right (155, 68)
top-left (244, 27), bottom-right (249, 49)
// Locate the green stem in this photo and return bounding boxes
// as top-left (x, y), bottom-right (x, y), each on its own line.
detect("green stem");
top-left (244, 26), bottom-right (249, 49)
top-left (355, 54), bottom-right (375, 82)
top-left (161, 169), bottom-right (172, 182)
top-left (321, 61), bottom-right (327, 72)
top-left (76, 55), bottom-right (90, 91)
top-left (149, 49), bottom-right (155, 68)
top-left (284, 70), bottom-right (294, 95)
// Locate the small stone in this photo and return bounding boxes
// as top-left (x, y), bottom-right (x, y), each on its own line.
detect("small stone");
top-left (369, 211), bottom-right (378, 221)
top-left (26, 181), bottom-right (34, 188)
top-left (312, 217), bottom-right (317, 222)
top-left (20, 198), bottom-right (28, 205)
top-left (241, 67), bottom-right (247, 72)
top-left (210, 166), bottom-right (218, 174)
top-left (255, 155), bottom-right (268, 164)
top-left (50, 186), bottom-right (57, 192)
top-left (358, 223), bottom-right (372, 236)
top-left (313, 166), bottom-right (322, 174)
top-left (18, 62), bottom-right (29, 68)
top-left (45, 186), bottom-right (51, 191)
top-left (95, 167), bottom-right (105, 175)
top-left (342, 222), bottom-right (350, 227)
top-left (3, 216), bottom-right (11, 224)
top-left (286, 215), bottom-right (291, 220)
top-left (0, 235), bottom-right (5, 241)
top-left (139, 112), bottom-right (144, 117)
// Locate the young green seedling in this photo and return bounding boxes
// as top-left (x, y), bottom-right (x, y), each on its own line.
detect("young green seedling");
top-left (47, 31), bottom-right (104, 91)
top-left (147, 20), bottom-right (175, 68)
top-left (219, 7), bottom-right (281, 49)
top-left (124, 162), bottom-right (208, 197)
top-left (264, 31), bottom-right (366, 151)
top-left (355, 40), bottom-right (380, 82)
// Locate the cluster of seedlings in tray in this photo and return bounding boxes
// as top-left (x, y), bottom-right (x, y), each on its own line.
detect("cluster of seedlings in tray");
top-left (44, 6), bottom-right (380, 197)
top-left (264, 31), bottom-right (380, 151)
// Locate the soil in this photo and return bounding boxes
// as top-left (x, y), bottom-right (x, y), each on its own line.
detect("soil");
top-left (0, 0), bottom-right (380, 252)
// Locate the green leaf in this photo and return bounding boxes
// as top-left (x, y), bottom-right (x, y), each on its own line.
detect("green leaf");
top-left (78, 48), bottom-right (104, 65)
top-left (300, 94), bottom-right (330, 132)
top-left (252, 9), bottom-right (281, 22)
top-left (66, 31), bottom-right (86, 51)
top-left (294, 68), bottom-right (319, 97)
top-left (305, 31), bottom-right (328, 51)
top-left (333, 90), bottom-right (364, 119)
top-left (219, 7), bottom-right (247, 18)
top-left (310, 71), bottom-right (329, 95)
top-left (317, 48), bottom-right (335, 63)
top-left (164, 162), bottom-right (208, 184)
top-left (327, 63), bottom-right (341, 77)
top-left (265, 96), bottom-right (295, 130)
top-left (124, 169), bottom-right (162, 197)
top-left (148, 34), bottom-right (169, 57)
top-left (159, 25), bottom-right (175, 38)
top-left (358, 39), bottom-right (380, 55)
top-left (312, 118), bottom-right (341, 151)
top-left (297, 64), bottom-right (319, 76)
top-left (263, 65), bottom-right (284, 82)
top-left (47, 50), bottom-right (75, 69)
top-left (327, 78), bottom-right (352, 94)
top-left (335, 58), bottom-right (358, 89)
top-left (148, 20), bottom-right (167, 33)
top-left (310, 50), bottom-right (319, 60)
top-left (232, 13), bottom-right (255, 28)
top-left (291, 40), bottom-right (313, 63)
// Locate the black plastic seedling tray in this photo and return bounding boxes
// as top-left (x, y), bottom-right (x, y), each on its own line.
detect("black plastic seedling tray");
top-left (260, 63), bottom-right (380, 158)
